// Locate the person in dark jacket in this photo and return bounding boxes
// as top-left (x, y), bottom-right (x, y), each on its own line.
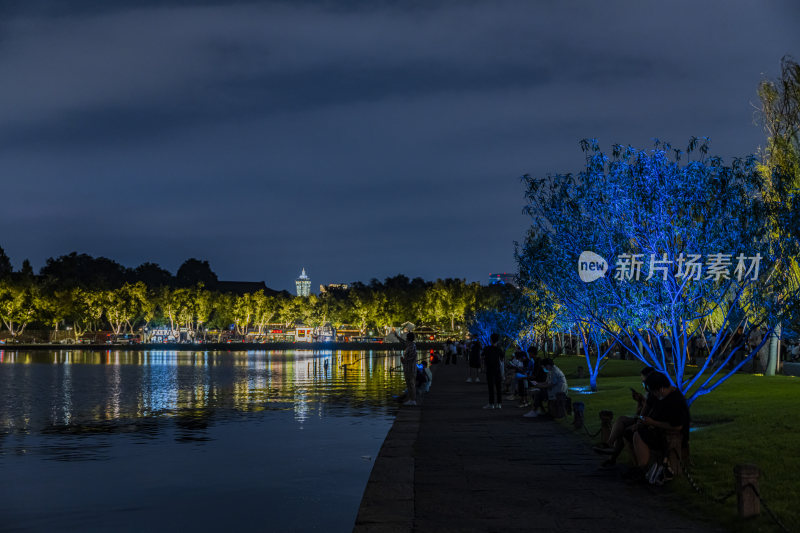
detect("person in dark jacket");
top-left (527, 346), bottom-right (546, 383)
top-left (467, 340), bottom-right (482, 383)
top-left (631, 371), bottom-right (690, 477)
top-left (481, 333), bottom-right (504, 409)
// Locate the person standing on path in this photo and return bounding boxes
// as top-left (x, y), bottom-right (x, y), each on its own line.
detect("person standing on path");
top-left (467, 340), bottom-right (482, 383)
top-left (481, 333), bottom-right (504, 409)
top-left (400, 332), bottom-right (418, 406)
top-left (445, 339), bottom-right (456, 365)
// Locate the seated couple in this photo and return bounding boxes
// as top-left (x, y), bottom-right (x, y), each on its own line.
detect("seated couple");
top-left (595, 368), bottom-right (690, 481)
top-left (522, 358), bottom-right (568, 418)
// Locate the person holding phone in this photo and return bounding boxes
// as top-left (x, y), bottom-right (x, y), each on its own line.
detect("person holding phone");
top-left (593, 366), bottom-right (656, 466)
top-left (399, 332), bottom-right (418, 406)
top-left (631, 371), bottom-right (690, 476)
top-left (522, 358), bottom-right (567, 418)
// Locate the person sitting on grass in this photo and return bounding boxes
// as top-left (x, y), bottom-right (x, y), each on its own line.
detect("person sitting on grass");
top-left (593, 366), bottom-right (656, 467)
top-left (628, 371), bottom-right (690, 480)
top-left (523, 358), bottom-right (567, 418)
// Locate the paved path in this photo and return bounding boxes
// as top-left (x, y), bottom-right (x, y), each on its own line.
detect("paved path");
top-left (355, 363), bottom-right (722, 533)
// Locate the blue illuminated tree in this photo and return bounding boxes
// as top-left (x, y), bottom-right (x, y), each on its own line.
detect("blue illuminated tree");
top-left (468, 285), bottom-right (558, 351)
top-left (569, 310), bottom-right (617, 392)
top-left (468, 308), bottom-right (508, 346)
top-left (518, 139), bottom-right (800, 403)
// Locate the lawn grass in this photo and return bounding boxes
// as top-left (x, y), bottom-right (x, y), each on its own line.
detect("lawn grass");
top-left (551, 355), bottom-right (800, 533)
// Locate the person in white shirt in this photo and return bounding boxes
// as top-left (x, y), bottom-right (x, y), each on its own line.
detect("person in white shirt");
top-left (523, 358), bottom-right (567, 418)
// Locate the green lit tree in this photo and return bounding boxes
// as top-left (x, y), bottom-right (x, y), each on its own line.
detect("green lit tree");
top-left (207, 293), bottom-right (234, 340)
top-left (231, 293), bottom-right (254, 335)
top-left (324, 289), bottom-right (350, 330)
top-left (189, 285), bottom-right (214, 339)
top-left (757, 56), bottom-right (800, 355)
top-left (759, 56), bottom-right (800, 188)
top-left (67, 287), bottom-right (104, 339)
top-left (103, 283), bottom-right (148, 335)
top-left (157, 287), bottom-right (191, 339)
top-left (348, 287), bottom-right (379, 335)
top-left (0, 280), bottom-right (41, 338)
top-left (41, 290), bottom-right (72, 340)
top-left (422, 279), bottom-right (479, 331)
top-left (252, 291), bottom-right (280, 335)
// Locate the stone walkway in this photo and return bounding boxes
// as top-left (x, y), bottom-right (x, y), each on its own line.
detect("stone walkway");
top-left (354, 363), bottom-right (722, 533)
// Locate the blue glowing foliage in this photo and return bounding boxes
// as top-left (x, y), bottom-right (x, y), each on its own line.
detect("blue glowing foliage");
top-left (468, 287), bottom-right (558, 351)
top-left (468, 309), bottom-right (500, 346)
top-left (517, 139), bottom-right (800, 404)
top-left (468, 308), bottom-right (524, 348)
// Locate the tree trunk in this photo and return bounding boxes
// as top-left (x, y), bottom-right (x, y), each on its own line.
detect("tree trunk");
top-left (168, 312), bottom-right (178, 339)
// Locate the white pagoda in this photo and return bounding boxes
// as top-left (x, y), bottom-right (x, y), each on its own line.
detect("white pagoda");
top-left (295, 268), bottom-right (311, 297)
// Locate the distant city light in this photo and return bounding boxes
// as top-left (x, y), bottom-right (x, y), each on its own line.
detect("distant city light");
top-left (488, 272), bottom-right (516, 287)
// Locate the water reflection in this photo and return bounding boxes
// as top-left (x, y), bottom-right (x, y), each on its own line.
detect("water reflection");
top-left (0, 349), bottom-right (403, 443)
top-left (0, 349), bottom-right (403, 532)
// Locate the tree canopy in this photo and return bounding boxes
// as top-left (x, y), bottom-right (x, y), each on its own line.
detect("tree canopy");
top-left (0, 247), bottom-right (11, 278)
top-left (517, 138), bottom-right (800, 402)
top-left (176, 258), bottom-right (218, 288)
top-left (0, 247), bottom-right (499, 342)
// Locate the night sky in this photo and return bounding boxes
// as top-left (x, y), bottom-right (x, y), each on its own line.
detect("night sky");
top-left (1, 1), bottom-right (798, 291)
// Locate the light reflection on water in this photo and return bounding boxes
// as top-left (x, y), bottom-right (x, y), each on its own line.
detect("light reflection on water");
top-left (0, 349), bottom-right (402, 429)
top-left (0, 349), bottom-right (404, 532)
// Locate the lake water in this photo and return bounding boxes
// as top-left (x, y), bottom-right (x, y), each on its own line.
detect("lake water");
top-left (0, 349), bottom-right (405, 532)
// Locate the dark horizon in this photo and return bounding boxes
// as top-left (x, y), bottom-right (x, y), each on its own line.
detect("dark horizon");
top-left (1, 0), bottom-right (798, 291)
top-left (1, 247), bottom-right (495, 292)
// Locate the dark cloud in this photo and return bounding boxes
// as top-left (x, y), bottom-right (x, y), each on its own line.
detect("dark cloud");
top-left (0, 0), bottom-right (798, 290)
top-left (0, 62), bottom-right (558, 150)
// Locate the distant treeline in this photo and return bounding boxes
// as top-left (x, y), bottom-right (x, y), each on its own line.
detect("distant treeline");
top-left (1, 251), bottom-right (259, 292)
top-left (0, 248), bottom-right (517, 341)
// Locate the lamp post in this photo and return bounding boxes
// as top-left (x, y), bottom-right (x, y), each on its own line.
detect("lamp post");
top-left (766, 323), bottom-right (781, 376)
